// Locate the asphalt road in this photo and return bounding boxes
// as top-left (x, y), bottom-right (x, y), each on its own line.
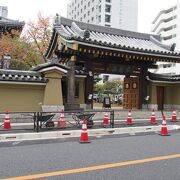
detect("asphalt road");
top-left (0, 132), bottom-right (180, 180)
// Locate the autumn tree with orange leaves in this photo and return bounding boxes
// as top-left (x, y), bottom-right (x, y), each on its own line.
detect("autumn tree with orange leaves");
top-left (23, 12), bottom-right (52, 62)
top-left (0, 12), bottom-right (52, 70)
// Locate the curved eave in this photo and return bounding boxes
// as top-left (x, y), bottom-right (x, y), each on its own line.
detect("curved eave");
top-left (60, 36), bottom-right (180, 61)
top-left (147, 76), bottom-right (180, 84)
top-left (44, 29), bottom-right (58, 59)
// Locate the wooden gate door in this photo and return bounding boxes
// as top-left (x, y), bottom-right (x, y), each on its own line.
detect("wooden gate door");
top-left (123, 77), bottom-right (139, 109)
top-left (156, 86), bottom-right (164, 110)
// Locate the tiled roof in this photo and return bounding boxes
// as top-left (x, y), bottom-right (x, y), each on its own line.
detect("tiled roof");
top-left (33, 61), bottom-right (87, 76)
top-left (32, 61), bottom-right (70, 71)
top-left (148, 72), bottom-right (180, 82)
top-left (0, 16), bottom-right (25, 27)
top-left (45, 16), bottom-right (180, 58)
top-left (0, 69), bottom-right (47, 83)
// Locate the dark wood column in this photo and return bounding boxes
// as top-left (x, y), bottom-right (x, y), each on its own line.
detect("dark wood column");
top-left (85, 60), bottom-right (94, 109)
top-left (65, 56), bottom-right (80, 110)
top-left (139, 66), bottom-right (148, 109)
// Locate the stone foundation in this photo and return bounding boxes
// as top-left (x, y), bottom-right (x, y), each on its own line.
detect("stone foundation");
top-left (42, 105), bottom-right (64, 112)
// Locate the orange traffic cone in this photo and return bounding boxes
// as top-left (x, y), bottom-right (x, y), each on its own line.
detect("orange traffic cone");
top-left (171, 108), bottom-right (177, 122)
top-left (79, 118), bottom-right (90, 143)
top-left (57, 110), bottom-right (66, 128)
top-left (126, 109), bottom-right (133, 125)
top-left (159, 116), bottom-right (170, 136)
top-left (150, 109), bottom-right (156, 124)
top-left (4, 111), bottom-right (11, 129)
top-left (102, 112), bottom-right (109, 127)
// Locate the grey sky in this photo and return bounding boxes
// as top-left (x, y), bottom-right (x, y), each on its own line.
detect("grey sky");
top-left (0, 0), bottom-right (177, 33)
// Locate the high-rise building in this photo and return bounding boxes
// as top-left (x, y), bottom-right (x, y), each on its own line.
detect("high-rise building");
top-left (67, 0), bottom-right (138, 31)
top-left (151, 5), bottom-right (177, 47)
top-left (0, 6), bottom-right (8, 18)
top-left (151, 4), bottom-right (180, 75)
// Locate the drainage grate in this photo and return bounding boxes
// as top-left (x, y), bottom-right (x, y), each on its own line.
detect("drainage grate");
top-left (6, 136), bottom-right (17, 139)
top-left (62, 133), bottom-right (71, 136)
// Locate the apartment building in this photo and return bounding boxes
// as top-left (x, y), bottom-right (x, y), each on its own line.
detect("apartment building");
top-left (0, 6), bottom-right (8, 18)
top-left (67, 0), bottom-right (138, 31)
top-left (151, 5), bottom-right (177, 47)
top-left (151, 4), bottom-right (180, 75)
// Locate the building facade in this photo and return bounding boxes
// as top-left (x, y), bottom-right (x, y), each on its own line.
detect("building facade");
top-left (67, 0), bottom-right (138, 31)
top-left (151, 5), bottom-right (177, 48)
top-left (0, 6), bottom-right (8, 18)
top-left (151, 4), bottom-right (180, 75)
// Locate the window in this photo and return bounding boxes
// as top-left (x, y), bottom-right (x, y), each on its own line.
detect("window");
top-left (88, 1), bottom-right (90, 7)
top-left (88, 11), bottom-right (90, 15)
top-left (99, 5), bottom-right (101, 13)
top-left (105, 24), bottom-right (111, 27)
top-left (105, 4), bottom-right (111, 13)
top-left (105, 14), bottom-right (111, 23)
top-left (91, 17), bottom-right (94, 21)
top-left (84, 5), bottom-right (86, 9)
top-left (106, 0), bottom-right (111, 2)
top-left (84, 14), bottom-right (86, 18)
top-left (98, 15), bottom-right (101, 23)
top-left (92, 7), bottom-right (94, 12)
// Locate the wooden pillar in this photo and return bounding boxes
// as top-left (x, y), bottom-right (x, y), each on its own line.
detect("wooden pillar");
top-left (65, 56), bottom-right (80, 110)
top-left (139, 66), bottom-right (148, 109)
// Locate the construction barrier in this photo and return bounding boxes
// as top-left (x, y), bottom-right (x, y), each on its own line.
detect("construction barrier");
top-left (79, 118), bottom-right (90, 143)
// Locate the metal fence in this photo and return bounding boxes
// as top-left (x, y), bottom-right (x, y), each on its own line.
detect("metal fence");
top-left (0, 109), bottom-right (179, 133)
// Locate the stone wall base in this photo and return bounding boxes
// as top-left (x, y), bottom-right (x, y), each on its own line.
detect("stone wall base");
top-left (164, 104), bottom-right (180, 111)
top-left (42, 105), bottom-right (64, 112)
top-left (142, 104), bottom-right (158, 110)
top-left (142, 104), bottom-right (180, 111)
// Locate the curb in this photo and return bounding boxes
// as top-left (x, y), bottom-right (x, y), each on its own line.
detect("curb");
top-left (0, 125), bottom-right (179, 142)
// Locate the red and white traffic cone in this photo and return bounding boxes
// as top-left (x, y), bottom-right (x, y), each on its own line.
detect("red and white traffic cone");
top-left (102, 112), bottom-right (109, 127)
top-left (57, 110), bottom-right (66, 128)
top-left (79, 118), bottom-right (90, 143)
top-left (126, 109), bottom-right (133, 125)
top-left (150, 109), bottom-right (156, 124)
top-left (4, 111), bottom-right (11, 129)
top-left (171, 108), bottom-right (177, 122)
top-left (159, 116), bottom-right (170, 136)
